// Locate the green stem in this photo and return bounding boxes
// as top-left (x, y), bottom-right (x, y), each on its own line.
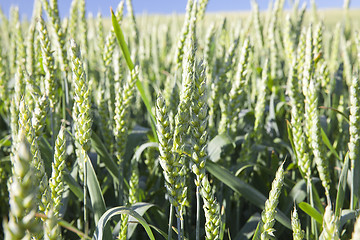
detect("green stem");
top-left (175, 206), bottom-right (184, 240)
top-left (196, 185), bottom-right (200, 240)
top-left (62, 71), bottom-right (69, 106)
top-left (306, 178), bottom-right (310, 240)
top-left (118, 161), bottom-right (124, 206)
top-left (61, 74), bottom-right (66, 123)
top-left (181, 216), bottom-right (184, 240)
top-left (168, 204), bottom-right (174, 240)
top-left (177, 211), bottom-right (181, 240)
top-left (351, 167), bottom-right (356, 210)
top-left (83, 149), bottom-right (88, 238)
top-left (50, 109), bottom-right (55, 155)
top-left (309, 179), bottom-right (318, 240)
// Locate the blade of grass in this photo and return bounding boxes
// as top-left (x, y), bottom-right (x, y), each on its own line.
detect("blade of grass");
top-left (0, 134), bottom-right (11, 147)
top-left (35, 213), bottom-right (91, 240)
top-left (286, 120), bottom-right (298, 162)
top-left (93, 206), bottom-right (155, 240)
top-left (335, 152), bottom-right (349, 217)
top-left (91, 132), bottom-right (119, 183)
top-left (149, 224), bottom-right (171, 240)
top-left (320, 127), bottom-right (341, 161)
top-left (339, 209), bottom-right (357, 229)
top-left (206, 161), bottom-right (291, 229)
top-left (111, 7), bottom-right (158, 142)
top-left (63, 170), bottom-right (84, 200)
top-left (38, 136), bottom-right (54, 175)
top-left (85, 155), bottom-right (112, 239)
top-left (132, 142), bottom-right (158, 162)
top-left (298, 202), bottom-right (323, 225)
top-left (127, 202), bottom-right (156, 238)
top-left (58, 219), bottom-right (92, 240)
top-left (251, 221), bottom-right (263, 240)
top-left (234, 213), bottom-right (261, 240)
top-left (318, 106), bottom-right (349, 123)
top-left (207, 133), bottom-right (234, 162)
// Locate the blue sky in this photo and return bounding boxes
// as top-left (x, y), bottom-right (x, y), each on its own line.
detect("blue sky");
top-left (1, 0), bottom-right (359, 19)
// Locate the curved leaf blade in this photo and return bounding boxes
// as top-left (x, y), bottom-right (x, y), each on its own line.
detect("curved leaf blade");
top-left (206, 161), bottom-right (291, 229)
top-left (298, 202), bottom-right (323, 225)
top-left (335, 153), bottom-right (349, 217)
top-left (86, 155), bottom-right (112, 239)
top-left (111, 8), bottom-right (158, 142)
top-left (93, 206), bottom-right (155, 240)
top-left (91, 132), bottom-right (118, 183)
top-left (126, 202), bottom-right (156, 238)
top-left (321, 127), bottom-right (341, 161)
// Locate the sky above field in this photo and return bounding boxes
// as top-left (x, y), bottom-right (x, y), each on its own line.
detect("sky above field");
top-left (1, 0), bottom-right (360, 19)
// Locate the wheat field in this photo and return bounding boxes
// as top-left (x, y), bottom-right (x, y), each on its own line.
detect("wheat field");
top-left (1, 0), bottom-right (360, 239)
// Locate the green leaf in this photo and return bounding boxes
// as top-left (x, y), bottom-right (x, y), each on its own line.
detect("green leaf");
top-left (0, 134), bottom-right (11, 147)
top-left (286, 120), bottom-right (299, 165)
top-left (220, 205), bottom-right (226, 240)
top-left (132, 142), bottom-right (158, 163)
top-left (63, 170), bottom-right (84, 200)
top-left (91, 132), bottom-right (118, 183)
top-left (149, 224), bottom-right (169, 240)
top-left (284, 179), bottom-right (307, 214)
top-left (38, 136), bottom-right (54, 176)
top-left (0, 156), bottom-right (10, 163)
top-left (110, 8), bottom-right (133, 70)
top-left (112, 202), bottom-right (157, 238)
top-left (86, 155), bottom-right (112, 239)
top-left (234, 162), bottom-right (255, 176)
top-left (58, 219), bottom-right (91, 240)
top-left (127, 202), bottom-right (156, 238)
top-left (207, 133), bottom-right (234, 162)
top-left (310, 179), bottom-right (325, 214)
top-left (335, 153), bottom-right (349, 217)
top-left (268, 92), bottom-right (280, 136)
top-left (206, 161), bottom-right (291, 229)
top-left (235, 213), bottom-right (261, 240)
top-left (318, 106), bottom-right (349, 123)
top-left (124, 126), bottom-right (150, 162)
top-left (321, 127), bottom-right (341, 161)
top-left (298, 202), bottom-right (323, 225)
top-left (251, 220), bottom-right (263, 240)
top-left (339, 209), bottom-right (357, 229)
top-left (352, 146), bottom-right (360, 209)
top-left (93, 206), bottom-right (155, 240)
top-left (111, 8), bottom-right (158, 142)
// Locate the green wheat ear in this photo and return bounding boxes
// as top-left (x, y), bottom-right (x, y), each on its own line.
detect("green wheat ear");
top-left (49, 126), bottom-right (66, 216)
top-left (197, 0), bottom-right (209, 20)
top-left (4, 133), bottom-right (42, 240)
top-left (349, 74), bottom-right (360, 209)
top-left (41, 0), bottom-right (67, 73)
top-left (43, 210), bottom-right (61, 240)
top-left (190, 63), bottom-right (221, 240)
top-left (321, 205), bottom-right (340, 240)
top-left (287, 57), bottom-right (311, 180)
top-left (0, 34), bottom-right (6, 101)
top-left (70, 39), bottom-right (92, 152)
top-left (291, 206), bottom-right (304, 240)
top-left (37, 17), bottom-right (57, 109)
top-left (18, 99), bottom-right (50, 216)
top-left (174, 0), bottom-right (194, 70)
top-left (261, 162), bottom-right (285, 240)
top-left (113, 66), bottom-right (139, 165)
top-left (253, 59), bottom-right (269, 143)
top-left (302, 25), bottom-right (331, 202)
top-left (227, 37), bottom-right (251, 135)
